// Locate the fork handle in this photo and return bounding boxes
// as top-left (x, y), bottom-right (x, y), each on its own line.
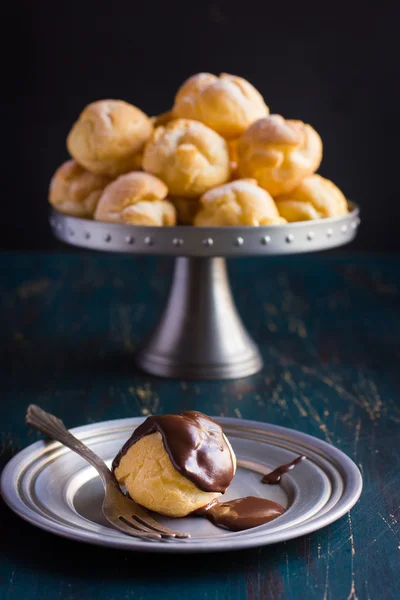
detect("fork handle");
top-left (26, 404), bottom-right (118, 489)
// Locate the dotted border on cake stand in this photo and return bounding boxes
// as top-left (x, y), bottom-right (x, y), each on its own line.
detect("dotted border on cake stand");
top-left (50, 202), bottom-right (360, 257)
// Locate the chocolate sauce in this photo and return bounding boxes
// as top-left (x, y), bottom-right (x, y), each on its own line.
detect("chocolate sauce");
top-left (261, 455), bottom-right (306, 484)
top-left (112, 411), bottom-right (235, 493)
top-left (195, 496), bottom-right (285, 531)
top-left (193, 455), bottom-right (306, 531)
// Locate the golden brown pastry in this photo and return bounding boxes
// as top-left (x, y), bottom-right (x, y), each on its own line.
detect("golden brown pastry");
top-left (228, 139), bottom-right (240, 180)
top-left (171, 197), bottom-right (201, 225)
top-left (173, 73), bottom-right (269, 138)
top-left (142, 118), bottom-right (231, 197)
top-left (150, 110), bottom-right (174, 128)
top-left (112, 411), bottom-right (237, 518)
top-left (67, 100), bottom-right (153, 177)
top-left (49, 159), bottom-right (112, 218)
top-left (114, 432), bottom-right (227, 517)
top-left (194, 178), bottom-right (286, 226)
top-left (129, 149), bottom-right (144, 171)
top-left (94, 172), bottom-right (176, 226)
top-left (237, 115), bottom-right (322, 196)
top-left (275, 174), bottom-right (348, 221)
top-left (228, 139), bottom-right (239, 166)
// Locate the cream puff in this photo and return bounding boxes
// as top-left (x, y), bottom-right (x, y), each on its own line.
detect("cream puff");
top-left (67, 100), bottom-right (153, 177)
top-left (49, 159), bottom-right (112, 218)
top-left (237, 115), bottom-right (323, 196)
top-left (173, 73), bottom-right (269, 138)
top-left (275, 174), bottom-right (348, 221)
top-left (112, 411), bottom-right (236, 518)
top-left (194, 178), bottom-right (286, 226)
top-left (150, 110), bottom-right (174, 128)
top-left (142, 118), bottom-right (231, 197)
top-left (94, 171), bottom-right (176, 226)
top-left (228, 139), bottom-right (240, 180)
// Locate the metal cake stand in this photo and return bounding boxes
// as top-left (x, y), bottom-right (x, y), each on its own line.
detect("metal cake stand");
top-left (50, 203), bottom-right (360, 380)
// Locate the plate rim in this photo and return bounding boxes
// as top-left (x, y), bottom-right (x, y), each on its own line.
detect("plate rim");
top-left (0, 416), bottom-right (363, 553)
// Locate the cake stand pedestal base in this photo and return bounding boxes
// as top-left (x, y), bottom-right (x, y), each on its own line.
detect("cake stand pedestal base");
top-left (135, 257), bottom-right (263, 380)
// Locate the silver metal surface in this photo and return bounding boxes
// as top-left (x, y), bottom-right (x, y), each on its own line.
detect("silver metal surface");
top-left (50, 204), bottom-right (360, 257)
top-left (49, 204), bottom-right (360, 380)
top-left (136, 257), bottom-right (263, 379)
top-left (0, 416), bottom-right (363, 554)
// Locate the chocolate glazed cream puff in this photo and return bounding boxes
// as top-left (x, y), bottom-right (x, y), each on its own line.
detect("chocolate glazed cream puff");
top-left (67, 100), bottom-right (153, 177)
top-left (94, 172), bottom-right (176, 226)
top-left (112, 411), bottom-right (236, 517)
top-left (173, 72), bottom-right (269, 138)
top-left (237, 114), bottom-right (323, 196)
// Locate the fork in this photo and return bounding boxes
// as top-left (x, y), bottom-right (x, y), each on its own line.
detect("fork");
top-left (26, 405), bottom-right (190, 540)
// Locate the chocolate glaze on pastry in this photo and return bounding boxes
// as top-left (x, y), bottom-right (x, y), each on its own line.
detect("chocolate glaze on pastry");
top-left (112, 411), bottom-right (235, 493)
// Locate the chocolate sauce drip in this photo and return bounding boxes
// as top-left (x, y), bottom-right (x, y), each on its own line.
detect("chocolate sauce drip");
top-left (193, 455), bottom-right (306, 531)
top-left (112, 411), bottom-right (235, 493)
top-left (195, 496), bottom-right (285, 531)
top-left (262, 455), bottom-right (306, 484)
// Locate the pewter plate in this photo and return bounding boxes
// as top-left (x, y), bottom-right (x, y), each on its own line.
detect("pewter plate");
top-left (0, 417), bottom-right (362, 553)
top-left (49, 203), bottom-right (360, 257)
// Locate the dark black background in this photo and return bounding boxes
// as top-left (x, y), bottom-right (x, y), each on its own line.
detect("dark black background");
top-left (4, 1), bottom-right (400, 251)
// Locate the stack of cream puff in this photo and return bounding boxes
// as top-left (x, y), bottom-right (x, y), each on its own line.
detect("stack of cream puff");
top-left (49, 74), bottom-right (349, 226)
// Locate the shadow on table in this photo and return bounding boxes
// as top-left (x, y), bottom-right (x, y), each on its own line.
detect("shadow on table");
top-left (3, 335), bottom-right (150, 390)
top-left (2, 332), bottom-right (308, 393)
top-left (5, 316), bottom-right (399, 401)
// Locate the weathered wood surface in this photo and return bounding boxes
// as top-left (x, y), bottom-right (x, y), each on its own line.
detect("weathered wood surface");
top-left (0, 252), bottom-right (399, 600)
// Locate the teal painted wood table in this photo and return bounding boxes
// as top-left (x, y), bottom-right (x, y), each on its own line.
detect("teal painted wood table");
top-left (0, 252), bottom-right (399, 600)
